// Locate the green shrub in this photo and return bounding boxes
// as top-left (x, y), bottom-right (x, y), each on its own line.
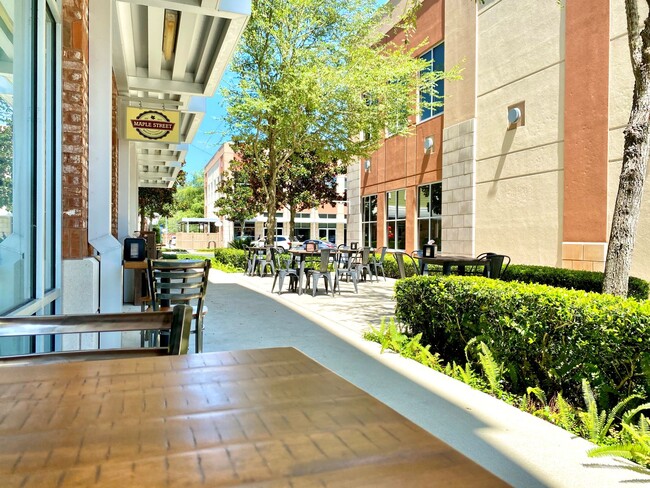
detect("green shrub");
top-left (503, 264), bottom-right (649, 300)
top-left (212, 248), bottom-right (247, 271)
top-left (394, 275), bottom-right (650, 409)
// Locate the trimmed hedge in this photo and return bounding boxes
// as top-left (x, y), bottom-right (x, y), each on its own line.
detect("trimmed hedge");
top-left (394, 275), bottom-right (650, 408)
top-left (212, 248), bottom-right (247, 271)
top-left (502, 264), bottom-right (649, 300)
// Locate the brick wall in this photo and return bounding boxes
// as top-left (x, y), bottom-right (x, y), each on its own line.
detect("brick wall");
top-left (112, 73), bottom-right (118, 237)
top-left (62, 0), bottom-right (90, 259)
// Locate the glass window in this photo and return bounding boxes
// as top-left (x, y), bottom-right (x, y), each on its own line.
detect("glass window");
top-left (362, 195), bottom-right (377, 248)
top-left (386, 189), bottom-right (406, 250)
top-left (417, 183), bottom-right (442, 250)
top-left (318, 223), bottom-right (336, 244)
top-left (419, 43), bottom-right (445, 122)
top-left (0, 1), bottom-right (35, 315)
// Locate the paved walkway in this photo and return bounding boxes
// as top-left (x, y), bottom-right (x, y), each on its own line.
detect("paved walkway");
top-left (198, 270), bottom-right (647, 487)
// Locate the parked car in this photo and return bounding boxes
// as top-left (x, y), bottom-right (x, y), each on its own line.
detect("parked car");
top-left (296, 239), bottom-right (336, 250)
top-left (252, 235), bottom-right (292, 250)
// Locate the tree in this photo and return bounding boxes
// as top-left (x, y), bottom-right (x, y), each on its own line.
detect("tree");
top-left (602, 0), bottom-right (650, 296)
top-left (173, 172), bottom-right (205, 219)
top-left (224, 0), bottom-right (459, 245)
top-left (214, 144), bottom-right (265, 237)
top-left (279, 151), bottom-right (345, 240)
top-left (138, 187), bottom-right (175, 231)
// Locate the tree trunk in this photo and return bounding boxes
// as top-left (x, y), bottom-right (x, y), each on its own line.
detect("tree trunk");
top-left (603, 2), bottom-right (650, 297)
top-left (603, 79), bottom-right (650, 296)
top-left (289, 205), bottom-right (297, 242)
top-left (139, 208), bottom-right (146, 232)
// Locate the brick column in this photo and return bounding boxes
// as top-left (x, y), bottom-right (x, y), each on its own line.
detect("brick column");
top-left (562, 0), bottom-right (609, 271)
top-left (62, 0), bottom-right (90, 259)
top-left (112, 73), bottom-right (119, 238)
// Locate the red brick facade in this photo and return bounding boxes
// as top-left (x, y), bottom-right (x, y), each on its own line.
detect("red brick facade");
top-left (62, 0), bottom-right (90, 259)
top-left (112, 74), bottom-right (119, 238)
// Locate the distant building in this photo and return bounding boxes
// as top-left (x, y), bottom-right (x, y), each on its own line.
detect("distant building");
top-left (204, 143), bottom-right (348, 246)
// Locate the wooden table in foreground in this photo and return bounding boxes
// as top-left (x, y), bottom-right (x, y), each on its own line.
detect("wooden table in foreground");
top-left (0, 347), bottom-right (508, 487)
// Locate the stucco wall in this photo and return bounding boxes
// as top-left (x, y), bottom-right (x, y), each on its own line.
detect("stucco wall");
top-left (475, 0), bottom-right (564, 264)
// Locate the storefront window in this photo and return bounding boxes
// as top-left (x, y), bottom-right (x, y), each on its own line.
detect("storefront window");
top-left (386, 190), bottom-right (406, 250)
top-left (362, 195), bottom-right (377, 248)
top-left (0, 1), bottom-right (35, 315)
top-left (417, 183), bottom-right (442, 250)
top-left (0, 0), bottom-right (61, 356)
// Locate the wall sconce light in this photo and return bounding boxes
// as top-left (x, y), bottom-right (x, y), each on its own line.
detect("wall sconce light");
top-left (162, 9), bottom-right (180, 61)
top-left (364, 159), bottom-right (371, 172)
top-left (423, 136), bottom-right (434, 153)
top-left (507, 101), bottom-right (525, 129)
top-left (508, 107), bottom-right (521, 125)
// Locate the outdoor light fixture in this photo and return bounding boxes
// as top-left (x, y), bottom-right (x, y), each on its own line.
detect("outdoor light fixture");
top-left (508, 107), bottom-right (521, 125)
top-left (364, 159), bottom-right (371, 172)
top-left (423, 136), bottom-right (434, 153)
top-left (162, 9), bottom-right (180, 61)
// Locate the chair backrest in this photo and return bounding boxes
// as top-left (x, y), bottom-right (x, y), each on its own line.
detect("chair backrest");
top-left (318, 249), bottom-right (331, 272)
top-left (148, 259), bottom-right (211, 311)
top-left (394, 252), bottom-right (407, 278)
top-left (377, 246), bottom-right (388, 263)
top-left (0, 305), bottom-right (193, 363)
top-left (340, 249), bottom-right (359, 271)
top-left (475, 252), bottom-right (510, 278)
top-left (487, 254), bottom-right (510, 278)
top-left (361, 247), bottom-right (371, 265)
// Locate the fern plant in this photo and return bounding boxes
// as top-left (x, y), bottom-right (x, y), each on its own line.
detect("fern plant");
top-left (589, 403), bottom-right (650, 471)
top-left (579, 379), bottom-right (642, 444)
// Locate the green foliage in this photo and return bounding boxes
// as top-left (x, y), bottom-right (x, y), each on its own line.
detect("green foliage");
top-left (503, 264), bottom-right (649, 300)
top-left (364, 318), bottom-right (442, 370)
top-left (579, 379), bottom-right (642, 444)
top-left (138, 187), bottom-right (176, 229)
top-left (211, 248), bottom-right (248, 272)
top-left (589, 404), bottom-right (650, 471)
top-left (394, 275), bottom-right (650, 409)
top-left (173, 172), bottom-right (204, 218)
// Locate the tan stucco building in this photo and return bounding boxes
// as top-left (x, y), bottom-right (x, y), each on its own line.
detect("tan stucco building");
top-left (349, 0), bottom-right (650, 279)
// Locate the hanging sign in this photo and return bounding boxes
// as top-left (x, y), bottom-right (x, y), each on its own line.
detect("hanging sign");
top-left (126, 106), bottom-right (180, 143)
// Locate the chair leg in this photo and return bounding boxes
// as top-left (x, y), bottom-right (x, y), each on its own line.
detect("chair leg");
top-left (195, 316), bottom-right (203, 353)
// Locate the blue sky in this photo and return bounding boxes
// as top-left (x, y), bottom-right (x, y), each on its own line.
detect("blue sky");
top-left (183, 70), bottom-right (233, 177)
top-left (184, 0), bottom-right (388, 178)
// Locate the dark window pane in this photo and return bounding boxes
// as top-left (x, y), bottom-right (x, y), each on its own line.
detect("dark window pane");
top-left (396, 220), bottom-right (406, 250)
top-left (387, 192), bottom-right (396, 219)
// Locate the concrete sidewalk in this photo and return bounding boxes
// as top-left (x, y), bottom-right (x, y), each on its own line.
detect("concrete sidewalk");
top-left (201, 270), bottom-right (647, 487)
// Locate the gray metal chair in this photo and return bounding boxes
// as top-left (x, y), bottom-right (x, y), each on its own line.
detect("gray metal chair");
top-left (334, 249), bottom-right (361, 294)
top-left (306, 249), bottom-right (334, 296)
top-left (272, 248), bottom-right (299, 294)
top-left (147, 259), bottom-right (211, 353)
top-left (394, 251), bottom-right (421, 279)
top-left (370, 246), bottom-right (388, 281)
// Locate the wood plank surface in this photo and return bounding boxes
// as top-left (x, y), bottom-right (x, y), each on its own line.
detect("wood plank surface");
top-left (0, 347), bottom-right (509, 487)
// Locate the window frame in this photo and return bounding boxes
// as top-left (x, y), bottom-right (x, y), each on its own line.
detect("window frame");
top-left (361, 194), bottom-right (377, 249)
top-left (385, 189), bottom-right (407, 250)
top-left (417, 182), bottom-right (442, 251)
top-left (418, 42), bottom-right (445, 124)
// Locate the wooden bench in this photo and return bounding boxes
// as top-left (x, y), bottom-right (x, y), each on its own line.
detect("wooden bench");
top-left (0, 304), bottom-right (192, 365)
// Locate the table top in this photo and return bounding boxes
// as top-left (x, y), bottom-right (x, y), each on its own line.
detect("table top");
top-left (419, 254), bottom-right (488, 265)
top-left (0, 347), bottom-right (507, 487)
